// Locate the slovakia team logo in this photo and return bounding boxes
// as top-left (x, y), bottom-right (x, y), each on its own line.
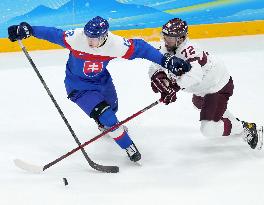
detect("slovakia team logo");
top-left (83, 61), bottom-right (103, 77)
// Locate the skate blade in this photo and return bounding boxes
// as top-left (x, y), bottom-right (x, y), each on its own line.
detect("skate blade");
top-left (257, 126), bottom-right (263, 150)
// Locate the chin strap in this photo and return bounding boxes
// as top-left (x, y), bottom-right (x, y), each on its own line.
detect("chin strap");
top-left (98, 33), bottom-right (108, 47)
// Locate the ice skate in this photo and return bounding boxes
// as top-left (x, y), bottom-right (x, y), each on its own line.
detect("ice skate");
top-left (242, 121), bottom-right (263, 150)
top-left (125, 142), bottom-right (141, 162)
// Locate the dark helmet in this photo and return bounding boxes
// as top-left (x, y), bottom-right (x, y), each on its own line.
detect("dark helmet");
top-left (162, 18), bottom-right (188, 38)
top-left (84, 16), bottom-right (109, 38)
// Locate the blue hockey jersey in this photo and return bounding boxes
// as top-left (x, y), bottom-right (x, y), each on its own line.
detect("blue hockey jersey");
top-left (32, 26), bottom-right (164, 94)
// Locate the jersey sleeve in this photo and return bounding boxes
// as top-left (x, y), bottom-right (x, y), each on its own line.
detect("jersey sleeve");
top-left (129, 39), bottom-right (163, 65)
top-left (32, 26), bottom-right (66, 48)
top-left (174, 42), bottom-right (208, 88)
top-left (178, 42), bottom-right (208, 67)
top-left (148, 62), bottom-right (167, 78)
top-left (176, 61), bottom-right (203, 89)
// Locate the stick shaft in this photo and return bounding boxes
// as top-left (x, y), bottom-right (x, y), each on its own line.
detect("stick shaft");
top-left (18, 40), bottom-right (118, 172)
top-left (43, 99), bottom-right (161, 170)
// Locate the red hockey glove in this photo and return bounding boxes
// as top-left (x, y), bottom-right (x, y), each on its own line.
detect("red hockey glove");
top-left (151, 70), bottom-right (180, 105)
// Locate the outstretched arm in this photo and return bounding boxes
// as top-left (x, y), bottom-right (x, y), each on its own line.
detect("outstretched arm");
top-left (32, 26), bottom-right (65, 48)
top-left (130, 39), bottom-right (163, 65)
top-left (130, 39), bottom-right (191, 75)
top-left (8, 22), bottom-right (66, 48)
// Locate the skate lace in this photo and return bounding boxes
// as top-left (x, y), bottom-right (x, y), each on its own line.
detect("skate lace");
top-left (126, 145), bottom-right (137, 156)
top-left (243, 127), bottom-right (253, 142)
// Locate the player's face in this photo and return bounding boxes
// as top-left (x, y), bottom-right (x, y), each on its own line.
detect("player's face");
top-left (162, 33), bottom-right (185, 52)
top-left (87, 37), bottom-right (100, 48)
top-left (87, 34), bottom-right (107, 48)
top-left (162, 34), bottom-right (178, 52)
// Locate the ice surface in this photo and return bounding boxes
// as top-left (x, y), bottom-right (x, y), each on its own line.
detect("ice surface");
top-left (0, 35), bottom-right (264, 205)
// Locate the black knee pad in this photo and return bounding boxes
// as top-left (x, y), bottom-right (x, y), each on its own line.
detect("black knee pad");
top-left (90, 101), bottom-right (111, 123)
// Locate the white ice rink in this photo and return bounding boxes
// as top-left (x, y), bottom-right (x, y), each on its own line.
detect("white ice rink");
top-left (1, 35), bottom-right (264, 205)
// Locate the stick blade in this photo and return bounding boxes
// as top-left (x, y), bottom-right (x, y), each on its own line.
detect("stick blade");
top-left (91, 163), bottom-right (119, 173)
top-left (14, 159), bottom-right (43, 174)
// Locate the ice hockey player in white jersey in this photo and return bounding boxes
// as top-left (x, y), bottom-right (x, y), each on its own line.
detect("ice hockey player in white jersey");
top-left (149, 18), bottom-right (263, 149)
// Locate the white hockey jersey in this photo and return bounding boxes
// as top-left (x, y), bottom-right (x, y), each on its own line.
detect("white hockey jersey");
top-left (64, 28), bottom-right (131, 58)
top-left (149, 38), bottom-right (230, 97)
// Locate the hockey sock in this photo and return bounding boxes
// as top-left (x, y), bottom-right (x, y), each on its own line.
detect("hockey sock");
top-left (222, 118), bottom-right (232, 136)
top-left (223, 110), bottom-right (243, 135)
top-left (98, 109), bottom-right (132, 149)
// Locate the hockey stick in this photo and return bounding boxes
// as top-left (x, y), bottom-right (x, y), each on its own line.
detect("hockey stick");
top-left (14, 99), bottom-right (161, 173)
top-left (17, 40), bottom-right (118, 173)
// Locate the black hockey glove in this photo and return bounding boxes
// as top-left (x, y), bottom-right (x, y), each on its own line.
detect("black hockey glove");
top-left (162, 53), bottom-right (191, 76)
top-left (8, 22), bottom-right (33, 42)
top-left (151, 70), bottom-right (180, 105)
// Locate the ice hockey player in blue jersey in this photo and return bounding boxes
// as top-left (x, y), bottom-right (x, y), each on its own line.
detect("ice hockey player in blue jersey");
top-left (8, 16), bottom-right (190, 162)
